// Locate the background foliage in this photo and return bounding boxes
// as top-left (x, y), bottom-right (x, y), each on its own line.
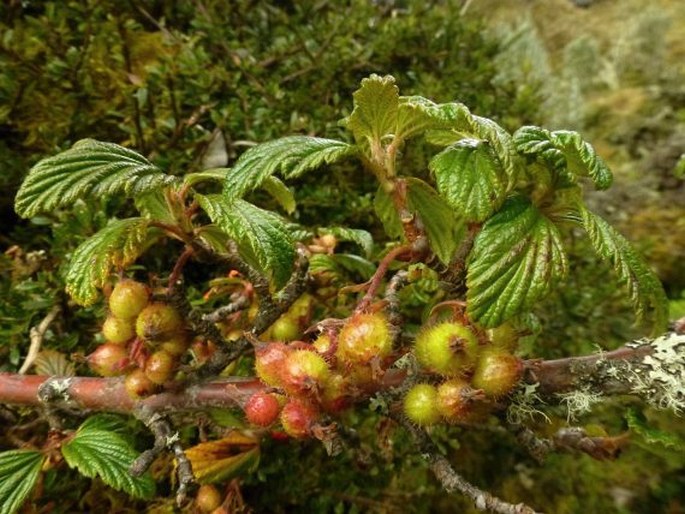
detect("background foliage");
top-left (1, 0), bottom-right (684, 512)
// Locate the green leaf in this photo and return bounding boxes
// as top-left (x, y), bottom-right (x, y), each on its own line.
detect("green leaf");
top-left (262, 176), bottom-right (296, 214)
top-left (185, 433), bottom-right (260, 485)
top-left (577, 206), bottom-right (668, 333)
top-left (79, 414), bottom-right (133, 444)
top-left (341, 74), bottom-right (399, 144)
top-left (467, 196), bottom-right (568, 327)
top-left (430, 138), bottom-right (508, 222)
top-left (331, 254), bottom-right (376, 280)
top-left (134, 190), bottom-right (176, 224)
top-left (65, 218), bottom-right (151, 306)
top-left (15, 139), bottom-right (177, 218)
top-left (319, 227), bottom-right (374, 257)
top-left (626, 408), bottom-right (685, 450)
top-left (197, 195), bottom-right (295, 289)
top-left (373, 186), bottom-right (403, 239)
top-left (224, 136), bottom-right (356, 201)
top-left (513, 126), bottom-right (613, 190)
top-left (183, 167), bottom-right (229, 187)
top-left (395, 97), bottom-right (470, 141)
top-left (406, 178), bottom-right (465, 264)
top-left (62, 426), bottom-right (155, 499)
top-left (0, 450), bottom-right (45, 514)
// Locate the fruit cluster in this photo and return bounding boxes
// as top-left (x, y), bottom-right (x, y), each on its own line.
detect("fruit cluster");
top-left (244, 310), bottom-right (394, 438)
top-left (403, 321), bottom-right (523, 425)
top-left (88, 279), bottom-right (190, 398)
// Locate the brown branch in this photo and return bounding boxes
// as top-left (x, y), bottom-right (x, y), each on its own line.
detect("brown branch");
top-left (19, 305), bottom-right (61, 374)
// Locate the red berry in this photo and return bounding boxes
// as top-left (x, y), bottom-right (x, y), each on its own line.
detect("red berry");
top-left (135, 302), bottom-right (184, 342)
top-left (337, 312), bottom-right (392, 365)
top-left (109, 279), bottom-right (149, 320)
top-left (414, 321), bottom-right (479, 376)
top-left (102, 315), bottom-right (135, 345)
top-left (403, 383), bottom-right (440, 426)
top-left (244, 392), bottom-right (281, 427)
top-left (280, 399), bottom-right (319, 439)
top-left (88, 343), bottom-right (130, 377)
top-left (471, 348), bottom-right (522, 397)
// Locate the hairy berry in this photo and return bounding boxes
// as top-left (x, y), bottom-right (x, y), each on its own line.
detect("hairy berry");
top-left (269, 315), bottom-right (301, 342)
top-left (337, 312), bottom-right (392, 364)
top-left (135, 302), bottom-right (184, 342)
top-left (102, 315), bottom-right (135, 345)
top-left (436, 379), bottom-right (482, 422)
top-left (109, 279), bottom-right (150, 320)
top-left (414, 321), bottom-right (479, 376)
top-left (88, 343), bottom-right (130, 377)
top-left (254, 342), bottom-right (291, 387)
top-left (125, 368), bottom-right (157, 399)
top-left (144, 350), bottom-right (176, 385)
top-left (471, 347), bottom-right (522, 397)
top-left (244, 392), bottom-right (281, 427)
top-left (280, 399), bottom-right (319, 439)
top-left (281, 349), bottom-right (330, 396)
top-left (403, 383), bottom-right (440, 426)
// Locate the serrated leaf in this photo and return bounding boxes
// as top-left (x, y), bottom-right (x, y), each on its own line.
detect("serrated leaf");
top-left (577, 207), bottom-right (667, 333)
top-left (430, 138), bottom-right (508, 222)
top-left (341, 74), bottom-right (399, 144)
top-left (33, 349), bottom-right (74, 377)
top-left (406, 178), bottom-right (465, 264)
top-left (395, 97), bottom-right (470, 141)
top-left (197, 195), bottom-right (295, 289)
top-left (373, 186), bottom-right (403, 239)
top-left (331, 254), bottom-right (376, 280)
top-left (262, 176), bottom-right (296, 214)
top-left (182, 167), bottom-right (229, 187)
top-left (224, 136), bottom-right (356, 201)
top-left (513, 126), bottom-right (612, 190)
top-left (15, 139), bottom-right (177, 218)
top-left (185, 433), bottom-right (260, 485)
top-left (79, 414), bottom-right (132, 441)
top-left (134, 190), bottom-right (177, 224)
top-left (626, 408), bottom-right (684, 450)
top-left (467, 196), bottom-right (568, 327)
top-left (62, 427), bottom-right (155, 499)
top-left (65, 218), bottom-right (151, 306)
top-left (0, 450), bottom-right (45, 514)
top-left (319, 227), bottom-right (373, 257)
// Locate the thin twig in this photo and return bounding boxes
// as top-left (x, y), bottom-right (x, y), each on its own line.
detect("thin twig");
top-left (19, 305), bottom-right (60, 374)
top-left (202, 295), bottom-right (251, 324)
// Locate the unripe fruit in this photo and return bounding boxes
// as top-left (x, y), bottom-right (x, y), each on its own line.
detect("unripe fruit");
top-left (337, 312), bottom-right (392, 364)
top-left (244, 392), bottom-right (281, 427)
top-left (403, 383), bottom-right (441, 426)
top-left (414, 321), bottom-right (479, 376)
top-left (125, 368), bottom-right (157, 399)
top-left (195, 484), bottom-right (222, 512)
top-left (135, 302), bottom-right (184, 342)
top-left (436, 379), bottom-right (481, 422)
top-left (269, 315), bottom-right (301, 342)
top-left (488, 322), bottom-right (519, 352)
top-left (109, 279), bottom-right (150, 320)
top-left (254, 342), bottom-right (291, 387)
top-left (144, 350), bottom-right (176, 385)
top-left (289, 293), bottom-right (314, 319)
top-left (320, 372), bottom-right (350, 413)
top-left (471, 348), bottom-right (522, 397)
top-left (281, 349), bottom-right (330, 396)
top-left (102, 315), bottom-right (135, 345)
top-left (160, 332), bottom-right (190, 356)
top-left (280, 399), bottom-right (319, 438)
top-left (312, 334), bottom-right (333, 355)
top-left (88, 343), bottom-right (130, 377)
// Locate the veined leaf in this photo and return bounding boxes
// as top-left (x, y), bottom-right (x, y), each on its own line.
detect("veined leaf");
top-left (197, 195), bottom-right (295, 289)
top-left (513, 126), bottom-right (612, 190)
top-left (183, 167), bottom-right (229, 187)
top-left (577, 206), bottom-right (667, 333)
top-left (373, 186), bottom-right (403, 239)
top-left (430, 138), bottom-right (508, 222)
top-left (262, 176), bottom-right (296, 214)
top-left (341, 74), bottom-right (399, 144)
top-left (15, 139), bottom-right (177, 218)
top-left (224, 136), bottom-right (356, 201)
top-left (134, 190), bottom-right (177, 224)
top-left (395, 97), bottom-right (470, 141)
top-left (65, 218), bottom-right (151, 306)
top-left (185, 432), bottom-right (260, 485)
top-left (0, 450), bottom-right (45, 514)
top-left (406, 178), bottom-right (465, 264)
top-left (467, 196), bottom-right (568, 327)
top-left (62, 425), bottom-right (155, 499)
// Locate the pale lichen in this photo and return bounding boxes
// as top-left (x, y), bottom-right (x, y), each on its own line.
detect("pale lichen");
top-left (556, 387), bottom-right (603, 422)
top-left (506, 383), bottom-right (550, 425)
top-left (630, 333), bottom-right (685, 414)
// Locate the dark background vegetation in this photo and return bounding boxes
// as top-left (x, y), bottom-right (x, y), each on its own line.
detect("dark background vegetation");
top-left (1, 0), bottom-right (684, 512)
